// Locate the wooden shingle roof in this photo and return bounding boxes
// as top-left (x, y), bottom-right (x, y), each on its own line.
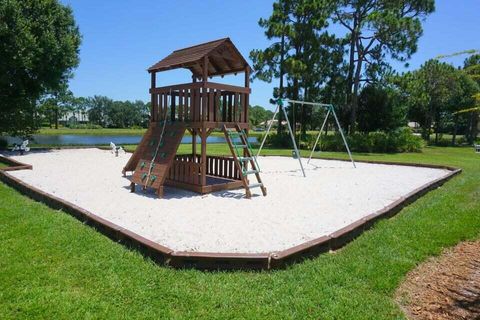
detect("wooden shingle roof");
top-left (148, 38), bottom-right (250, 77)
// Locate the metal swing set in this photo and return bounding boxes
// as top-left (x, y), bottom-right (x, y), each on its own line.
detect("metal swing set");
top-left (256, 98), bottom-right (356, 177)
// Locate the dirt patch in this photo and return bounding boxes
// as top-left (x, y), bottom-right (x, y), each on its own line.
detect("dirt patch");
top-left (397, 241), bottom-right (480, 320)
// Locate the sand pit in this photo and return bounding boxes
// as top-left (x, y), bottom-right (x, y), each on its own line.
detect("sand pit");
top-left (4, 148), bottom-right (451, 254)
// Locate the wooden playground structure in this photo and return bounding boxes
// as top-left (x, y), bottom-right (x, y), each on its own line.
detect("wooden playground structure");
top-left (123, 38), bottom-right (266, 198)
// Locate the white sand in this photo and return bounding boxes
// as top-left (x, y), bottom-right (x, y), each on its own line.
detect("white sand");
top-left (5, 148), bottom-right (450, 253)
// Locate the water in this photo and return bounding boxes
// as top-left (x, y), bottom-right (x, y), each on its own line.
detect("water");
top-left (4, 134), bottom-right (258, 146)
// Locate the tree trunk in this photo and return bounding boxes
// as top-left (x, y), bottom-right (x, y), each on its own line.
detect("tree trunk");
top-left (277, 20), bottom-right (286, 136)
top-left (350, 56), bottom-right (363, 134)
top-left (301, 86), bottom-right (307, 137)
top-left (324, 119), bottom-right (328, 135)
top-left (55, 106), bottom-right (59, 129)
top-left (424, 106), bottom-right (434, 142)
top-left (421, 128), bottom-right (429, 141)
top-left (292, 77), bottom-right (299, 145)
top-left (346, 16), bottom-right (357, 134)
top-left (422, 116), bottom-right (431, 142)
top-left (470, 111), bottom-right (479, 144)
top-left (452, 115), bottom-right (457, 146)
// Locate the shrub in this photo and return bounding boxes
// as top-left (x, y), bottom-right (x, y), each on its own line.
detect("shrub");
top-left (0, 138), bottom-right (8, 150)
top-left (67, 123), bottom-right (103, 129)
top-left (456, 136), bottom-right (467, 145)
top-left (428, 139), bottom-right (449, 147)
top-left (427, 135), bottom-right (469, 147)
top-left (258, 132), bottom-right (293, 148)
top-left (391, 127), bottom-right (424, 152)
top-left (262, 127), bottom-right (424, 153)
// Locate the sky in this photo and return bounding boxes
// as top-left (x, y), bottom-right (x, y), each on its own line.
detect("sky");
top-left (62, 0), bottom-right (480, 111)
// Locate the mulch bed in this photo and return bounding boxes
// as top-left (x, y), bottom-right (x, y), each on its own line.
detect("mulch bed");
top-left (396, 241), bottom-right (480, 320)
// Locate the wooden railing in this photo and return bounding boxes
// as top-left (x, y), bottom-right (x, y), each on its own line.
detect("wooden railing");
top-left (149, 82), bottom-right (250, 124)
top-left (167, 154), bottom-right (201, 185)
top-left (168, 154), bottom-right (241, 185)
top-left (205, 155), bottom-right (241, 180)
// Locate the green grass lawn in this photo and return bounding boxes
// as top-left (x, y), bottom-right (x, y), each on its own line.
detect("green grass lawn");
top-left (36, 127), bottom-right (479, 148)
top-left (38, 127), bottom-right (148, 136)
top-left (0, 147), bottom-right (479, 319)
top-left (0, 162), bottom-right (8, 169)
top-left (37, 127), bottom-right (266, 138)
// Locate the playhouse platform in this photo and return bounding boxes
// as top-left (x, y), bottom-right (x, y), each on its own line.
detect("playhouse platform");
top-left (1, 148), bottom-right (459, 269)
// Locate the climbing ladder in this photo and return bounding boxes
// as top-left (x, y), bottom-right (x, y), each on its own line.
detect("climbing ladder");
top-left (223, 124), bottom-right (267, 199)
top-left (129, 122), bottom-right (186, 197)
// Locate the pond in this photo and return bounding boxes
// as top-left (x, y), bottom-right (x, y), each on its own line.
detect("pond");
top-left (4, 134), bottom-right (258, 146)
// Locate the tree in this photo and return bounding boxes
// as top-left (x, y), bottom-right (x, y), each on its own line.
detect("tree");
top-left (0, 0), bottom-right (81, 136)
top-left (133, 100), bottom-right (150, 128)
top-left (396, 60), bottom-right (476, 143)
top-left (333, 0), bottom-right (435, 132)
top-left (88, 96), bottom-right (113, 127)
top-left (357, 84), bottom-right (407, 133)
top-left (37, 86), bottom-right (74, 129)
top-left (85, 96), bottom-right (149, 128)
top-left (250, 0), bottom-right (291, 136)
top-left (456, 55), bottom-right (480, 144)
top-left (37, 97), bottom-right (58, 129)
top-left (73, 97), bottom-right (91, 123)
top-left (249, 105), bottom-right (274, 128)
top-left (451, 74), bottom-right (479, 144)
top-left (464, 54), bottom-right (480, 86)
top-left (250, 0), bottom-right (334, 137)
top-left (251, 0), bottom-right (434, 136)
top-left (105, 100), bottom-right (148, 128)
top-left (280, 0), bottom-right (334, 137)
top-left (436, 51), bottom-right (480, 143)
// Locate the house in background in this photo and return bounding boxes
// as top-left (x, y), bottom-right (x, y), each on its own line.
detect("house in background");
top-left (59, 111), bottom-right (89, 126)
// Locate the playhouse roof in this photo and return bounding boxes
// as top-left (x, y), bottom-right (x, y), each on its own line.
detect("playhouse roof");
top-left (148, 38), bottom-right (250, 77)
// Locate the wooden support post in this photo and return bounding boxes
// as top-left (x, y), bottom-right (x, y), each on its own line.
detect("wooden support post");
top-left (156, 186), bottom-right (164, 198)
top-left (244, 67), bottom-right (250, 167)
top-left (151, 72), bottom-right (156, 121)
top-left (206, 128), bottom-right (214, 137)
top-left (171, 91), bottom-right (176, 121)
top-left (202, 57), bottom-right (209, 122)
top-left (192, 74), bottom-right (197, 122)
top-left (201, 128), bottom-right (207, 186)
top-left (244, 66), bottom-right (250, 124)
top-left (163, 94), bottom-right (168, 121)
top-left (192, 129), bottom-right (197, 156)
top-left (203, 56), bottom-right (209, 84)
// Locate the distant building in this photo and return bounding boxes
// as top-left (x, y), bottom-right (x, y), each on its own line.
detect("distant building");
top-left (59, 111), bottom-right (89, 125)
top-left (407, 121), bottom-right (420, 129)
top-left (258, 119), bottom-right (287, 128)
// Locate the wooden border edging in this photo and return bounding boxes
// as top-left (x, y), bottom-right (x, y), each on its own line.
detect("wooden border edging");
top-left (271, 165), bottom-right (461, 269)
top-left (0, 153), bottom-right (462, 270)
top-left (0, 155), bottom-right (173, 266)
top-left (0, 155), bottom-right (33, 171)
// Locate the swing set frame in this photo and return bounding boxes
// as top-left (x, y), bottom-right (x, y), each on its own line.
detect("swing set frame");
top-left (256, 99), bottom-right (356, 177)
